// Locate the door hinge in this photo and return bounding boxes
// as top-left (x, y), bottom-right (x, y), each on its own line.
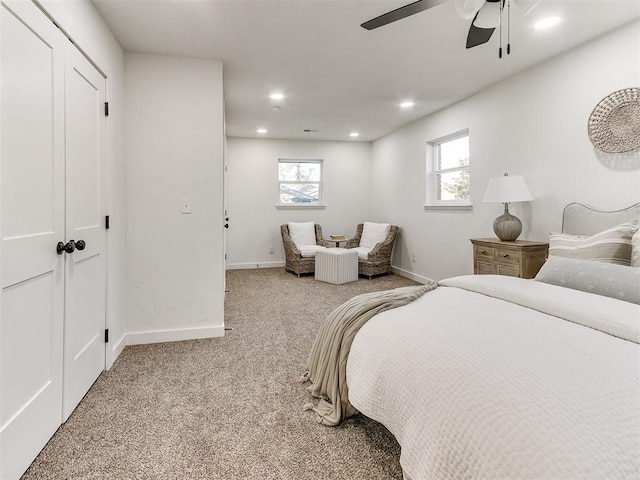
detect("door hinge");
top-left (104, 329), bottom-right (109, 343)
top-left (104, 102), bottom-right (109, 116)
top-left (105, 215), bottom-right (110, 230)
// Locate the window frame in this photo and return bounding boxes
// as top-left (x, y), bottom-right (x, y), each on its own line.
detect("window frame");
top-left (425, 130), bottom-right (471, 209)
top-left (277, 158), bottom-right (324, 208)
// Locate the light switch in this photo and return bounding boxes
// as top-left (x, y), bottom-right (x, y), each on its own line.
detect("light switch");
top-left (181, 197), bottom-right (191, 214)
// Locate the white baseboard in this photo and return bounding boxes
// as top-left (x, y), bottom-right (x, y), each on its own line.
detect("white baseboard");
top-left (392, 266), bottom-right (436, 284)
top-left (226, 262), bottom-right (434, 285)
top-left (226, 261), bottom-right (284, 270)
top-left (106, 332), bottom-right (127, 370)
top-left (126, 325), bottom-right (225, 346)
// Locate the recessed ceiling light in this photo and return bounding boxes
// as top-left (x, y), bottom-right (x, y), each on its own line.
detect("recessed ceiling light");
top-left (534, 16), bottom-right (561, 30)
top-left (270, 93), bottom-right (284, 100)
top-left (257, 128), bottom-right (268, 134)
top-left (349, 132), bottom-right (360, 138)
top-left (400, 101), bottom-right (415, 108)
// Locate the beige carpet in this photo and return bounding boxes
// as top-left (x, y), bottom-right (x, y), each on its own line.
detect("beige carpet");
top-left (23, 268), bottom-right (419, 479)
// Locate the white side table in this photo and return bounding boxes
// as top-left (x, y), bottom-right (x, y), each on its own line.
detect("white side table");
top-left (315, 248), bottom-right (359, 284)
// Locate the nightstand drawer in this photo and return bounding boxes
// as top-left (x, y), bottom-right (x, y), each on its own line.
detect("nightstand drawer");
top-left (474, 245), bottom-right (495, 258)
top-left (476, 261), bottom-right (496, 275)
top-left (496, 264), bottom-right (520, 277)
top-left (495, 248), bottom-right (520, 264)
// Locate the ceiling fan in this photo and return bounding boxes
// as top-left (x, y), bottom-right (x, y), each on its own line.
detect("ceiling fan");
top-left (361, 0), bottom-right (540, 54)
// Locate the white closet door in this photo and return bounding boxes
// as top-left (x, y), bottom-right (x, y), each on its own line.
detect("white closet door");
top-left (62, 43), bottom-right (106, 421)
top-left (0, 1), bottom-right (65, 478)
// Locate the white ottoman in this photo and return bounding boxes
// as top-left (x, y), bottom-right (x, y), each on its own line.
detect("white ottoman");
top-left (315, 248), bottom-right (359, 284)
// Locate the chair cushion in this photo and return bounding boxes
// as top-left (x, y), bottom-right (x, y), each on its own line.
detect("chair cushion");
top-left (288, 222), bottom-right (316, 247)
top-left (298, 244), bottom-right (326, 258)
top-left (353, 246), bottom-right (372, 260)
top-left (632, 229), bottom-right (640, 267)
top-left (360, 222), bottom-right (391, 249)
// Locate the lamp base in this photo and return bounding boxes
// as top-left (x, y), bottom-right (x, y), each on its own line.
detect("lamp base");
top-left (493, 204), bottom-right (522, 241)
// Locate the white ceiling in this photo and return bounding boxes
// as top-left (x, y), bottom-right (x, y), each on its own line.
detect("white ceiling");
top-left (92, 0), bottom-right (640, 142)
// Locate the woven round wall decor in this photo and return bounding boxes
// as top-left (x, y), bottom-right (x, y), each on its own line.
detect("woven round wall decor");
top-left (587, 87), bottom-right (640, 153)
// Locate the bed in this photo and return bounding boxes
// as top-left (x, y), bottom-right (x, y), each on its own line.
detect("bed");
top-left (305, 203), bottom-right (640, 480)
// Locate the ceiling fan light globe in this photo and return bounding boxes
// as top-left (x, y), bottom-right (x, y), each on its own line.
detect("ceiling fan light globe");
top-left (473, 0), bottom-right (502, 28)
top-left (454, 0), bottom-right (485, 20)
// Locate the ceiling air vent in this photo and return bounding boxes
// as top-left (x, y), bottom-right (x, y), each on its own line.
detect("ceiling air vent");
top-left (303, 129), bottom-right (319, 133)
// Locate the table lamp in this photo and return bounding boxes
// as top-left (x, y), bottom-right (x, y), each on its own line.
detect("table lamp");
top-left (482, 173), bottom-right (533, 241)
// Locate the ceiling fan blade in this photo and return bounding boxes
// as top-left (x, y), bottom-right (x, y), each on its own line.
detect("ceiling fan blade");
top-left (361, 0), bottom-right (448, 30)
top-left (466, 22), bottom-right (495, 48)
top-left (466, 0), bottom-right (502, 48)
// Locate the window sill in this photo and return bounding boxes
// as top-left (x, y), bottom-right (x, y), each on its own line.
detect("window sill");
top-left (276, 204), bottom-right (326, 210)
top-left (424, 204), bottom-right (473, 211)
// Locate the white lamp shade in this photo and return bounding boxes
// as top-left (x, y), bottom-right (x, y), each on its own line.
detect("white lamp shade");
top-left (483, 174), bottom-right (533, 203)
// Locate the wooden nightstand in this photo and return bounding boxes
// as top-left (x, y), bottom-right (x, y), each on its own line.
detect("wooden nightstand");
top-left (470, 238), bottom-right (549, 279)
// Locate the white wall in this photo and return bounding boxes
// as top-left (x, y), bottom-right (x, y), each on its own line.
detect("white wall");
top-left (125, 53), bottom-right (225, 343)
top-left (371, 21), bottom-right (640, 282)
top-left (38, 0), bottom-right (127, 367)
top-left (226, 138), bottom-right (372, 268)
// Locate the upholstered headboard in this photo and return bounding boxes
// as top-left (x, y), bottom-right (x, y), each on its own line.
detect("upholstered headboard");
top-left (562, 202), bottom-right (640, 235)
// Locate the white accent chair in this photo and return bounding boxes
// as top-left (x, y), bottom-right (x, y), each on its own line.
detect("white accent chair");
top-left (280, 222), bottom-right (328, 276)
top-left (345, 222), bottom-right (398, 278)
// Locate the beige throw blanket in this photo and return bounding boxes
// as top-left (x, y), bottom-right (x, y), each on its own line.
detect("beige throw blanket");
top-left (303, 283), bottom-right (437, 426)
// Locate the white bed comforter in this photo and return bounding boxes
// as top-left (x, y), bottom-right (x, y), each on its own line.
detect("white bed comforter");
top-left (346, 275), bottom-right (640, 480)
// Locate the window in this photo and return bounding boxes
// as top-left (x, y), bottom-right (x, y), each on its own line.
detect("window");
top-left (427, 131), bottom-right (470, 207)
top-left (278, 159), bottom-right (322, 206)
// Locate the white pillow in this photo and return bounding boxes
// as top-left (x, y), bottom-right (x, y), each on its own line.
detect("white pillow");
top-left (360, 222), bottom-right (391, 249)
top-left (288, 222), bottom-right (316, 247)
top-left (632, 229), bottom-right (640, 268)
top-left (548, 221), bottom-right (637, 266)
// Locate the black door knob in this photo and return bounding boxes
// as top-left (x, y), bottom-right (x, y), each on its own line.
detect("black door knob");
top-left (224, 223), bottom-right (229, 229)
top-left (57, 240), bottom-right (76, 254)
top-left (76, 240), bottom-right (86, 251)
top-left (64, 240), bottom-right (76, 253)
